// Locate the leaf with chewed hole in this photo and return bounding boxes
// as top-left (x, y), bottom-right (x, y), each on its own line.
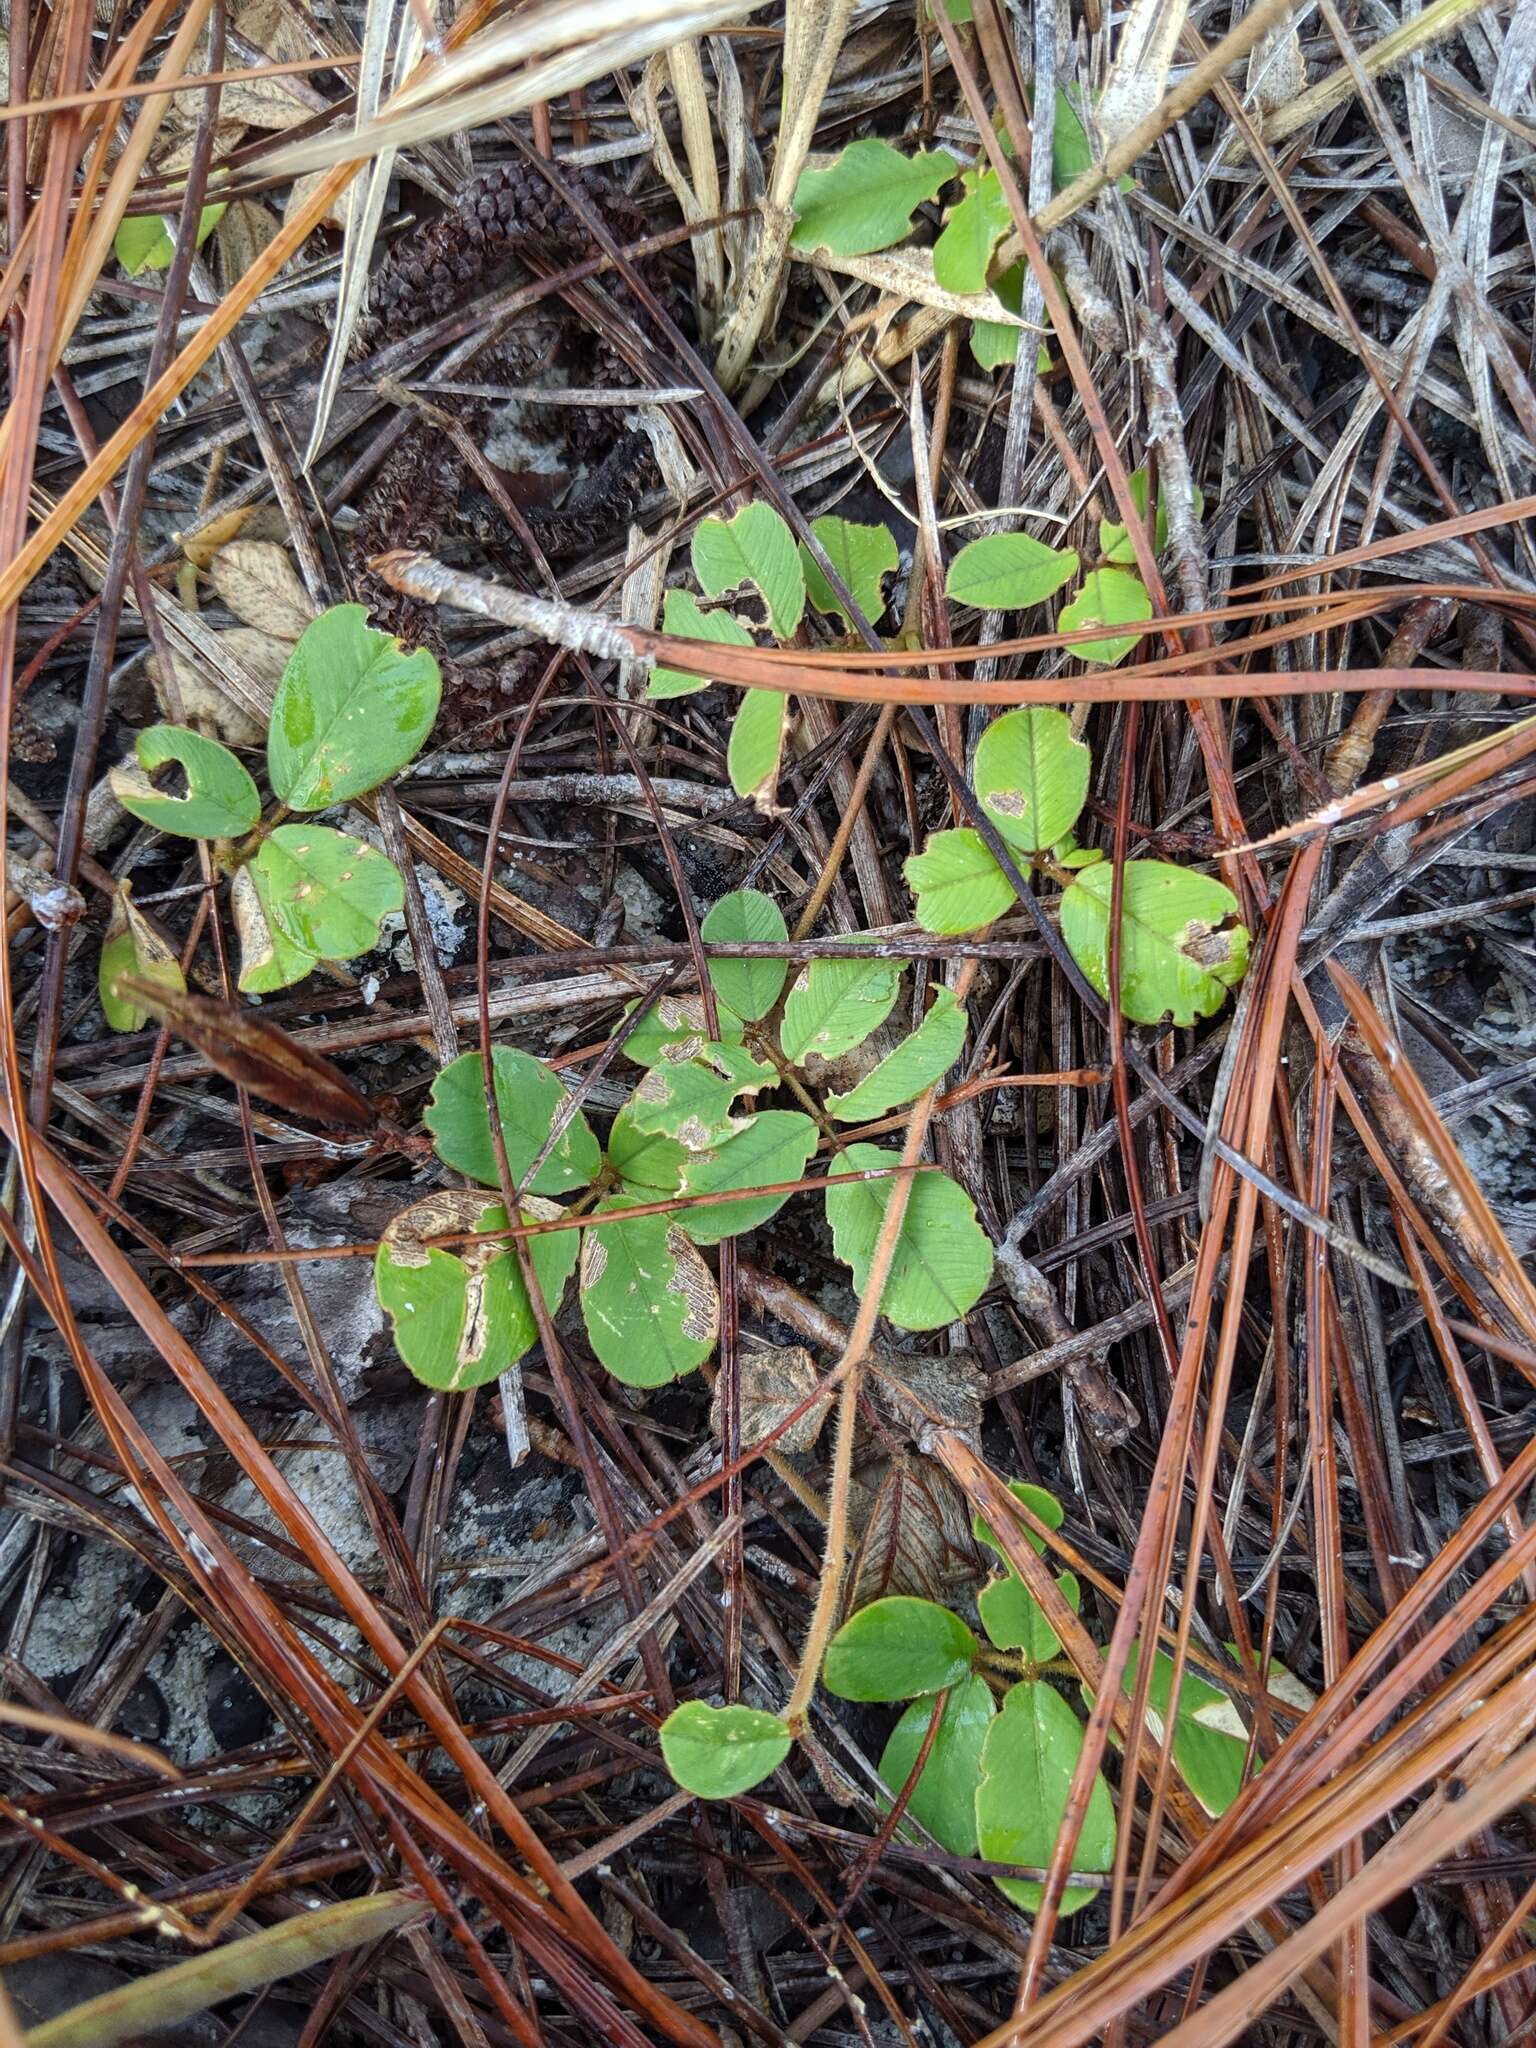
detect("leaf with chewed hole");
top-left (973, 707), bottom-right (1090, 853)
top-left (800, 516), bottom-right (899, 628)
top-left (100, 886), bottom-right (186, 1032)
top-left (648, 591), bottom-right (754, 700)
top-left (790, 138), bottom-right (956, 257)
top-left (110, 724), bottom-right (261, 840)
top-left (878, 1675), bottom-right (995, 1855)
top-left (693, 503), bottom-right (805, 639)
top-left (1059, 567), bottom-right (1153, 666)
top-left (268, 604), bottom-right (440, 809)
top-left (242, 824), bottom-right (403, 965)
top-left (661, 1702), bottom-right (791, 1799)
top-left (702, 888), bottom-right (789, 1022)
top-left (676, 1110), bottom-right (819, 1243)
top-left (374, 1191), bottom-right (576, 1392)
top-left (425, 1047), bottom-right (601, 1194)
top-left (579, 1199), bottom-right (719, 1384)
top-left (622, 1061), bottom-right (746, 1153)
top-left (727, 688), bottom-right (786, 810)
top-left (1059, 860), bottom-right (1250, 1026)
top-left (781, 950), bottom-right (905, 1063)
top-left (826, 987), bottom-right (967, 1121)
top-left (824, 1144), bottom-right (992, 1330)
top-left (905, 830), bottom-right (1013, 935)
top-left (932, 166), bottom-right (1012, 294)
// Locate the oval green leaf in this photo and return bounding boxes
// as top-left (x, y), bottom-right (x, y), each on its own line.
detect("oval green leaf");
top-left (649, 590), bottom-right (755, 700)
top-left (976, 1679), bottom-right (1115, 1914)
top-left (1059, 567), bottom-right (1153, 666)
top-left (115, 202), bottom-right (226, 277)
top-left (973, 707), bottom-right (1091, 853)
top-left (932, 167), bottom-right (1013, 294)
top-left (660, 1701), bottom-right (791, 1799)
top-left (790, 138), bottom-right (957, 258)
top-left (702, 888), bottom-right (789, 1022)
top-left (693, 502), bottom-right (805, 641)
top-left (973, 1478), bottom-right (1065, 1559)
top-left (241, 824), bottom-right (403, 964)
top-left (1059, 859), bottom-right (1250, 1027)
top-left (780, 951), bottom-right (905, 1064)
top-left (676, 1109), bottom-right (818, 1243)
top-left (945, 534), bottom-right (1079, 613)
top-left (231, 866), bottom-right (321, 994)
top-left (425, 1046), bottom-right (602, 1195)
top-left (1115, 1645), bottom-right (1253, 1818)
top-left (905, 829), bottom-right (1013, 935)
top-left (826, 986), bottom-right (967, 1122)
top-left (578, 1201), bottom-right (719, 1384)
top-left (269, 603), bottom-right (440, 809)
top-left (374, 1191), bottom-right (576, 1393)
top-left (1099, 466), bottom-right (1205, 564)
top-left (800, 515), bottom-right (899, 628)
top-left (109, 724), bottom-right (261, 840)
top-left (824, 1143), bottom-right (993, 1331)
top-left (824, 1595), bottom-right (978, 1702)
top-left (878, 1673), bottom-right (995, 1855)
top-left (727, 688), bottom-right (786, 809)
top-left (978, 1567), bottom-right (1080, 1664)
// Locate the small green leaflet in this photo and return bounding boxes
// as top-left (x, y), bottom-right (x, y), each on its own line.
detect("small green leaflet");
top-left (978, 1565), bottom-right (1080, 1666)
top-left (823, 1595), bottom-right (978, 1702)
top-left (269, 605), bottom-right (441, 810)
top-left (973, 707), bottom-right (1090, 852)
top-left (905, 829), bottom-right (1013, 936)
top-left (621, 995), bottom-right (744, 1067)
top-left (932, 167), bottom-right (1012, 294)
top-left (1100, 466), bottom-right (1205, 564)
top-left (800, 516), bottom-right (899, 628)
top-left (826, 986), bottom-right (967, 1122)
top-left (675, 1110), bottom-right (818, 1244)
top-left (945, 534), bottom-right (1079, 613)
top-left (660, 1702), bottom-right (791, 1799)
top-left (425, 1047), bottom-right (602, 1195)
top-left (1059, 567), bottom-right (1153, 666)
top-left (970, 260), bottom-right (1051, 374)
top-left (607, 1106), bottom-right (686, 1197)
top-left (649, 591), bottom-right (755, 700)
top-left (109, 724), bottom-right (261, 840)
top-left (1059, 859), bottom-right (1250, 1027)
top-left (790, 138), bottom-right (956, 258)
top-left (727, 689), bottom-right (786, 810)
top-left (692, 503), bottom-right (805, 640)
top-left (579, 1201), bottom-right (719, 1384)
top-left (878, 1675), bottom-right (995, 1856)
top-left (230, 868), bottom-right (320, 993)
top-left (100, 888), bottom-right (184, 1032)
top-left (241, 825), bottom-right (403, 962)
top-left (374, 1191), bottom-right (577, 1393)
top-left (824, 1143), bottom-right (993, 1331)
top-left (1052, 86), bottom-right (1133, 194)
top-left (973, 1479), bottom-right (1064, 1560)
top-left (780, 952), bottom-right (905, 1064)
top-left (702, 888), bottom-right (789, 1022)
top-left (622, 1060), bottom-right (745, 1152)
top-left (115, 203), bottom-right (226, 276)
top-left (1114, 1647), bottom-right (1258, 1818)
top-left (976, 1680), bottom-right (1115, 1915)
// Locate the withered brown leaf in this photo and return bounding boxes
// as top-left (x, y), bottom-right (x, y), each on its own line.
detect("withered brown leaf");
top-left (709, 1343), bottom-right (831, 1455)
top-left (115, 978), bottom-right (380, 1130)
top-left (847, 1451), bottom-right (981, 1614)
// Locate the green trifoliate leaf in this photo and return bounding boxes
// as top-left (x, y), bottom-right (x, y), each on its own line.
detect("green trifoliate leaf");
top-left (825, 1596), bottom-right (979, 1701)
top-left (115, 203), bottom-right (225, 276)
top-left (425, 1046), bottom-right (602, 1194)
top-left (649, 590), bottom-right (756, 700)
top-left (109, 724), bottom-right (261, 840)
top-left (239, 824), bottom-right (403, 964)
top-left (661, 1702), bottom-right (791, 1799)
top-left (945, 533), bottom-right (1080, 613)
top-left (978, 1566), bottom-right (1080, 1665)
top-left (799, 515), bottom-right (899, 628)
top-left (702, 888), bottom-right (789, 1022)
top-left (99, 887), bottom-right (185, 1032)
top-left (973, 707), bottom-right (1091, 852)
top-left (878, 1674), bottom-right (995, 1855)
top-left (374, 1191), bottom-right (576, 1393)
top-left (1099, 466), bottom-right (1205, 564)
top-left (727, 689), bottom-right (786, 810)
top-left (269, 605), bottom-right (440, 809)
top-left (1059, 859), bottom-right (1250, 1027)
top-left (826, 986), bottom-right (967, 1122)
top-left (675, 1110), bottom-right (818, 1243)
top-left (579, 1199), bottom-right (719, 1384)
top-left (780, 951), bottom-right (905, 1064)
top-left (905, 829), bottom-right (1013, 935)
top-left (1059, 567), bottom-right (1153, 666)
top-left (693, 503), bottom-right (805, 639)
top-left (933, 167), bottom-right (1013, 293)
top-left (976, 1679), bottom-right (1115, 1915)
top-left (824, 1143), bottom-right (992, 1331)
top-left (790, 138), bottom-right (957, 257)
